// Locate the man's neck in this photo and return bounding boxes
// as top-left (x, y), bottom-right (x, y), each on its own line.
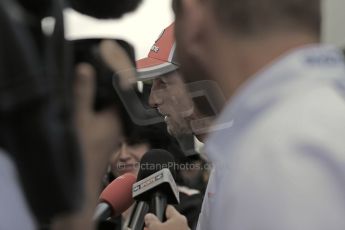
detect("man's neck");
top-left (188, 109), bottom-right (213, 143)
top-left (210, 32), bottom-right (319, 102)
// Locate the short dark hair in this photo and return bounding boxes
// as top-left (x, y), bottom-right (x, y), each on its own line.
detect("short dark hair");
top-left (174, 0), bottom-right (321, 36)
top-left (213, 0), bottom-right (321, 36)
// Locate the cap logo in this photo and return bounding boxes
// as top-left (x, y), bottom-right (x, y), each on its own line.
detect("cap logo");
top-left (150, 44), bottom-right (160, 53)
top-left (150, 28), bottom-right (166, 53)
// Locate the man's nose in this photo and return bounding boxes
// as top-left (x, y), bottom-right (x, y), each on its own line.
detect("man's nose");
top-left (149, 79), bottom-right (163, 108)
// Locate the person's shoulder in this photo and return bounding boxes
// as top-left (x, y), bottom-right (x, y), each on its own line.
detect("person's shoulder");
top-left (236, 81), bottom-right (345, 154)
top-left (262, 81), bottom-right (344, 126)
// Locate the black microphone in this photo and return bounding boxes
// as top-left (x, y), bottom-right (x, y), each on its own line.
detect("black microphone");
top-left (126, 200), bottom-right (150, 230)
top-left (127, 149), bottom-right (180, 230)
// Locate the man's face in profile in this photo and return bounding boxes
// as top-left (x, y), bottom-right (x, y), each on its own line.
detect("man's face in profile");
top-left (149, 71), bottom-right (195, 137)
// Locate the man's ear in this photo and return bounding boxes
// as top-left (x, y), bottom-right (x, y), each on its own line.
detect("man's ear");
top-left (174, 0), bottom-right (207, 55)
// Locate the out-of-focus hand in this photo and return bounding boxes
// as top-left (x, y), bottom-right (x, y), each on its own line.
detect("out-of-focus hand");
top-left (144, 205), bottom-right (190, 230)
top-left (99, 40), bottom-right (137, 90)
top-left (74, 62), bottom-right (124, 205)
top-left (74, 62), bottom-right (123, 168)
top-left (52, 63), bottom-right (123, 230)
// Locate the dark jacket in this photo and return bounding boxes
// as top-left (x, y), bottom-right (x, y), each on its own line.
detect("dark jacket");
top-left (0, 0), bottom-right (83, 223)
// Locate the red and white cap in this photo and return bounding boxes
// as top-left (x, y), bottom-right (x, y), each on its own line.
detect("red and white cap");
top-left (136, 23), bottom-right (178, 81)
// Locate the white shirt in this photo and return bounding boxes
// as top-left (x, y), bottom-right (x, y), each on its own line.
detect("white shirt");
top-left (0, 149), bottom-right (36, 230)
top-left (197, 45), bottom-right (345, 230)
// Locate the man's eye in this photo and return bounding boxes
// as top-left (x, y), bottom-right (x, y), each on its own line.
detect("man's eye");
top-left (161, 77), bottom-right (169, 84)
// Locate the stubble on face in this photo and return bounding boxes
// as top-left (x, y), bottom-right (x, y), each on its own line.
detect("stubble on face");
top-left (151, 73), bottom-right (196, 137)
top-left (165, 113), bottom-right (193, 137)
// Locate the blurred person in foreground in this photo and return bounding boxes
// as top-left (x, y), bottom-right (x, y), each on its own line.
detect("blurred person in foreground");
top-left (0, 0), bottom-right (142, 229)
top-left (144, 0), bottom-right (345, 230)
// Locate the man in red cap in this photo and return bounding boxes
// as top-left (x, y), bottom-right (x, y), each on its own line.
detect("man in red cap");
top-left (136, 23), bottom-right (214, 143)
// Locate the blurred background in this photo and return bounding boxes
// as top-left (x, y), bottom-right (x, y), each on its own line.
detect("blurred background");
top-left (64, 0), bottom-right (174, 59)
top-left (64, 0), bottom-right (345, 59)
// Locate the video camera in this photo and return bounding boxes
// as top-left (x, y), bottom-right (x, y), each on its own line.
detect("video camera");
top-left (0, 0), bottom-right (142, 224)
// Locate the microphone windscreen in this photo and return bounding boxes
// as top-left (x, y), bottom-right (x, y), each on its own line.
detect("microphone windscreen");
top-left (137, 149), bottom-right (176, 181)
top-left (99, 173), bottom-right (136, 216)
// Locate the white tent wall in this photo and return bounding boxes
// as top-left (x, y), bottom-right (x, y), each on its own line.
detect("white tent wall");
top-left (64, 0), bottom-right (345, 58)
top-left (64, 0), bottom-right (174, 59)
top-left (322, 0), bottom-right (345, 47)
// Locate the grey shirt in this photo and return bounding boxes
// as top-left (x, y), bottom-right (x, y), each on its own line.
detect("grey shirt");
top-left (0, 149), bottom-right (36, 230)
top-left (198, 45), bottom-right (345, 230)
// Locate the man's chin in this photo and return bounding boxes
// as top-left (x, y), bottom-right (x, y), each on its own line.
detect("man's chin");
top-left (166, 122), bottom-right (192, 138)
top-left (166, 125), bottom-right (175, 136)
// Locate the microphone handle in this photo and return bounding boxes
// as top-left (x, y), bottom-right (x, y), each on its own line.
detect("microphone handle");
top-left (127, 201), bottom-right (149, 230)
top-left (93, 203), bottom-right (112, 221)
top-left (151, 191), bottom-right (168, 222)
